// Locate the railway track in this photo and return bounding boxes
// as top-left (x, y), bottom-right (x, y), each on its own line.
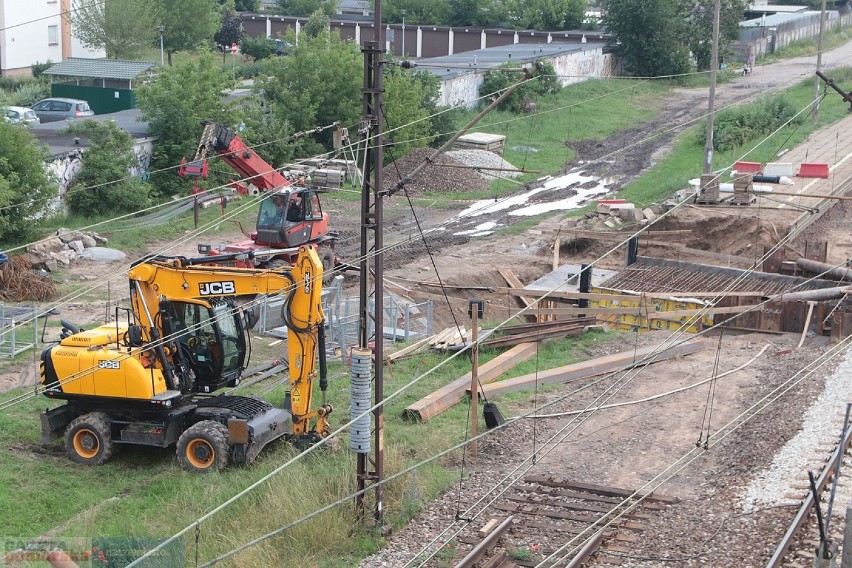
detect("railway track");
top-left (445, 477), bottom-right (679, 567)
top-left (767, 412), bottom-right (852, 568)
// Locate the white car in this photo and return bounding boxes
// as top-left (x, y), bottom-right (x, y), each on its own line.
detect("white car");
top-left (4, 106), bottom-right (40, 126)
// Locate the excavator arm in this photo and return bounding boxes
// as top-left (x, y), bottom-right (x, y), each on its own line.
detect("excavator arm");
top-left (127, 246), bottom-right (330, 438)
top-left (178, 122), bottom-right (291, 194)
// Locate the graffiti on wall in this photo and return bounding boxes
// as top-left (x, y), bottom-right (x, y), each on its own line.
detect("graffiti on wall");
top-left (45, 138), bottom-right (155, 198)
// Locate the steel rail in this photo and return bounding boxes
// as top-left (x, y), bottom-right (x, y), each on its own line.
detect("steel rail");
top-left (765, 418), bottom-right (852, 567)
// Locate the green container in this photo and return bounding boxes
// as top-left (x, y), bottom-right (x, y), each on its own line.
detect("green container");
top-left (51, 83), bottom-right (138, 115)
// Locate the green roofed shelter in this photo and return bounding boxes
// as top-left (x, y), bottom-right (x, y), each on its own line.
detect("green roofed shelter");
top-left (42, 58), bottom-right (156, 114)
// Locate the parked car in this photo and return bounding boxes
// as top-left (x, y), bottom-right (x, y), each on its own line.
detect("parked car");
top-left (4, 106), bottom-right (40, 126)
top-left (31, 98), bottom-right (94, 123)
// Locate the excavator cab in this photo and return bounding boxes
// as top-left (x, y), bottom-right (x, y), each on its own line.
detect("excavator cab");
top-left (161, 300), bottom-right (247, 393)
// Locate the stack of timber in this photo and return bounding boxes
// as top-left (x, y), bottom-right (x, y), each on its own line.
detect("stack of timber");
top-left (429, 325), bottom-right (472, 351)
top-left (482, 317), bottom-right (596, 348)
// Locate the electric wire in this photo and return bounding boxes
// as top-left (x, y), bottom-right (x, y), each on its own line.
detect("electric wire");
top-left (10, 63), bottom-right (848, 564)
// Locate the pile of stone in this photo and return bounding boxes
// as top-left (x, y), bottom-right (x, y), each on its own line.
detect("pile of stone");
top-left (587, 201), bottom-right (664, 229)
top-left (26, 228), bottom-right (121, 272)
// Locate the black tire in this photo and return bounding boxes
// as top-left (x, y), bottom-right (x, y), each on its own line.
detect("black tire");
top-left (65, 412), bottom-right (113, 466)
top-left (319, 248), bottom-right (335, 284)
top-left (176, 420), bottom-right (229, 473)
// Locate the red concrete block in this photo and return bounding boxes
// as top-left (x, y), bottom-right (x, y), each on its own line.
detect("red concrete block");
top-left (733, 161), bottom-right (762, 174)
top-left (797, 163), bottom-right (830, 178)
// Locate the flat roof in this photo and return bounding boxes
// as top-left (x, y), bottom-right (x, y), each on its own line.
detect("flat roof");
top-left (741, 11), bottom-right (818, 27)
top-left (419, 42), bottom-right (595, 79)
top-left (747, 4), bottom-right (810, 14)
top-left (44, 58), bottom-right (156, 81)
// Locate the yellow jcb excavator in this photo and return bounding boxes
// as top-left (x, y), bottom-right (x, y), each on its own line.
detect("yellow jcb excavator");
top-left (39, 246), bottom-right (331, 472)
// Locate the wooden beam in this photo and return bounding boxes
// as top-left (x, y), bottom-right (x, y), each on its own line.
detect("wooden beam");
top-left (403, 342), bottom-right (538, 421)
top-left (474, 340), bottom-right (707, 397)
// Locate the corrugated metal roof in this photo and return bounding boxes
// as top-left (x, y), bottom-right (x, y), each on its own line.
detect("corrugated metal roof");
top-left (44, 58), bottom-right (155, 80)
top-left (740, 11), bottom-right (817, 27)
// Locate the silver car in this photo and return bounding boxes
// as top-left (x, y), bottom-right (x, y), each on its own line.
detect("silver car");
top-left (31, 98), bottom-right (94, 123)
top-left (4, 106), bottom-right (40, 126)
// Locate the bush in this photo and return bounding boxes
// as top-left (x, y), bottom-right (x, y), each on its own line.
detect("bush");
top-left (478, 61), bottom-right (561, 113)
top-left (13, 81), bottom-right (50, 106)
top-left (31, 61), bottom-right (53, 77)
top-left (700, 93), bottom-right (800, 151)
top-left (62, 120), bottom-right (152, 216)
top-left (240, 36), bottom-right (277, 61)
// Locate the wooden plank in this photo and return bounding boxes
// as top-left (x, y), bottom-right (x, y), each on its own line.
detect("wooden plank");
top-left (403, 342), bottom-right (538, 421)
top-left (476, 340), bottom-right (706, 397)
top-left (386, 335), bottom-right (433, 362)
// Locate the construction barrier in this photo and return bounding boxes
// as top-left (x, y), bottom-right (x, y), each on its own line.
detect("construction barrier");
top-left (733, 161), bottom-right (762, 174)
top-left (764, 162), bottom-right (794, 177)
top-left (797, 162), bottom-right (830, 178)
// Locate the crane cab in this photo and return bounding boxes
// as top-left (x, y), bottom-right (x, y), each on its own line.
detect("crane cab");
top-left (254, 189), bottom-right (330, 249)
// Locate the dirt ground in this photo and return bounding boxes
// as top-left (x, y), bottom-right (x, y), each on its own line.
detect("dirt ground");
top-left (3, 39), bottom-right (852, 567)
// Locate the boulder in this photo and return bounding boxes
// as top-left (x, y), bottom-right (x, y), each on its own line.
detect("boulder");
top-left (80, 235), bottom-right (97, 248)
top-left (595, 203), bottom-right (611, 215)
top-left (90, 232), bottom-right (108, 245)
top-left (643, 208), bottom-right (657, 222)
top-left (78, 247), bottom-right (127, 261)
top-left (68, 240), bottom-right (85, 254)
top-left (49, 249), bottom-right (76, 267)
top-left (56, 228), bottom-right (85, 244)
top-left (27, 237), bottom-right (66, 256)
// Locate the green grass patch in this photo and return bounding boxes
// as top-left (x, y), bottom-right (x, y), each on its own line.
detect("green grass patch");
top-left (620, 66), bottom-right (852, 207)
top-left (0, 331), bottom-right (612, 566)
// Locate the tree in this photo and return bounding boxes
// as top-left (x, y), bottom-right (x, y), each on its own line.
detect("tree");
top-left (382, 67), bottom-right (439, 160)
top-left (446, 0), bottom-right (504, 27)
top-left (156, 0), bottom-right (220, 65)
top-left (214, 4), bottom-right (245, 62)
top-left (0, 125), bottom-right (55, 242)
top-left (63, 121), bottom-right (152, 216)
top-left (600, 0), bottom-right (693, 77)
top-left (506, 0), bottom-right (587, 30)
top-left (303, 8), bottom-right (330, 37)
top-left (136, 57), bottom-right (236, 196)
top-left (276, 0), bottom-right (339, 17)
top-left (235, 0), bottom-right (260, 9)
top-left (382, 0), bottom-right (448, 25)
top-left (686, 0), bottom-right (748, 71)
top-left (70, 0), bottom-right (159, 60)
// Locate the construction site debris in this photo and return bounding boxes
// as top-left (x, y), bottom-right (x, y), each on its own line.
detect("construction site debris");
top-left (0, 255), bottom-right (55, 301)
top-left (383, 147), bottom-right (492, 194)
top-left (445, 149), bottom-right (522, 179)
top-left (26, 229), bottom-right (110, 272)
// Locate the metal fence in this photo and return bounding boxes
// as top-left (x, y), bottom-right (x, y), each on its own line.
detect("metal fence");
top-left (0, 304), bottom-right (38, 358)
top-left (255, 278), bottom-right (433, 362)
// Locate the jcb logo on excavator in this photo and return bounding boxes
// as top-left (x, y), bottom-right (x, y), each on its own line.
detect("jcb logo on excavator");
top-left (199, 281), bottom-right (236, 295)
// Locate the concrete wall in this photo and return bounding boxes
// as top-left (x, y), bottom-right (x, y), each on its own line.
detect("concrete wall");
top-left (47, 137), bottom-right (155, 198)
top-left (735, 9), bottom-right (852, 60)
top-left (438, 49), bottom-right (617, 108)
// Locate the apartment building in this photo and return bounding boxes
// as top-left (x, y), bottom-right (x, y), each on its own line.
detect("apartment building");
top-left (0, 0), bottom-right (103, 76)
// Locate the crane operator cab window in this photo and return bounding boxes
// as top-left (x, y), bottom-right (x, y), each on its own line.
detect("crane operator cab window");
top-left (163, 301), bottom-right (246, 391)
top-left (258, 194), bottom-right (287, 230)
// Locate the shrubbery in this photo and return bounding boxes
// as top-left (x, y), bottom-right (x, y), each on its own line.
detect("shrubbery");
top-left (700, 93), bottom-right (801, 151)
top-left (478, 61), bottom-right (560, 113)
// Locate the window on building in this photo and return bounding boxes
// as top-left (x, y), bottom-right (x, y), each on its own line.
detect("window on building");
top-left (48, 25), bottom-right (59, 45)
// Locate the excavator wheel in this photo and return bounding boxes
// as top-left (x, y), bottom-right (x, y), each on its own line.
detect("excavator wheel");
top-left (65, 412), bottom-right (114, 466)
top-left (319, 248), bottom-right (335, 284)
top-left (176, 420), bottom-right (229, 473)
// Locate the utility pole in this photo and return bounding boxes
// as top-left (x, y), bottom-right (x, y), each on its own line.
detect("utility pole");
top-left (158, 25), bottom-right (165, 66)
top-left (401, 11), bottom-right (406, 57)
top-left (356, 0), bottom-right (385, 528)
top-left (703, 0), bottom-right (721, 175)
top-left (812, 0), bottom-right (828, 125)
top-left (468, 301), bottom-right (483, 458)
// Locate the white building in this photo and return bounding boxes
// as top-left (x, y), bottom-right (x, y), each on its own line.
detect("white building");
top-left (0, 0), bottom-right (104, 76)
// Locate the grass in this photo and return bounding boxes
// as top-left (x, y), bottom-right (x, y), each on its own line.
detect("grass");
top-left (0, 330), bottom-right (611, 566)
top-left (618, 66), bottom-right (852, 207)
top-left (759, 24), bottom-right (852, 65)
